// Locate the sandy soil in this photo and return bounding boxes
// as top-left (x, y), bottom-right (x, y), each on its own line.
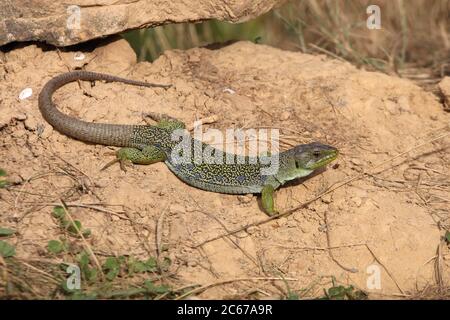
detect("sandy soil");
top-left (0, 39), bottom-right (449, 298)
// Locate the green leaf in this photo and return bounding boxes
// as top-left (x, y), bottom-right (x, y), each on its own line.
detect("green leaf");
top-left (69, 291), bottom-right (98, 300)
top-left (52, 206), bottom-right (66, 219)
top-left (82, 229), bottom-right (91, 237)
top-left (144, 257), bottom-right (158, 271)
top-left (0, 169), bottom-right (6, 177)
top-left (348, 289), bottom-right (368, 300)
top-left (117, 255), bottom-right (126, 264)
top-left (0, 240), bottom-right (16, 258)
top-left (84, 268), bottom-right (98, 282)
top-left (47, 240), bottom-right (65, 254)
top-left (103, 257), bottom-right (121, 281)
top-left (445, 231), bottom-right (450, 244)
top-left (67, 220), bottom-right (82, 234)
top-left (0, 227), bottom-right (15, 237)
top-left (327, 285), bottom-right (346, 299)
top-left (77, 252), bottom-right (98, 282)
top-left (287, 292), bottom-right (299, 300)
top-left (60, 282), bottom-right (97, 300)
top-left (130, 260), bottom-right (147, 273)
top-left (144, 280), bottom-right (170, 294)
top-left (78, 252), bottom-right (90, 267)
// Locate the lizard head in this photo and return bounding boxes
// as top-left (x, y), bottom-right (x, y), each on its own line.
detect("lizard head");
top-left (292, 142), bottom-right (338, 170)
top-left (273, 142), bottom-right (338, 184)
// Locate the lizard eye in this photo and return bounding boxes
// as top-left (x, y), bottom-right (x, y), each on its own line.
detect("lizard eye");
top-left (313, 149), bottom-right (321, 157)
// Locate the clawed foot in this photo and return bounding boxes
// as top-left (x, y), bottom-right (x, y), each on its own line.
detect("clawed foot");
top-left (101, 157), bottom-right (133, 172)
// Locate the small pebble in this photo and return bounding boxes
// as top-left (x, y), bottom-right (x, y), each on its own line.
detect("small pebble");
top-left (223, 88), bottom-right (236, 94)
top-left (74, 52), bottom-right (85, 61)
top-left (280, 111), bottom-right (291, 121)
top-left (321, 194), bottom-right (332, 204)
top-left (237, 194), bottom-right (253, 204)
top-left (24, 117), bottom-right (38, 131)
top-left (19, 88), bottom-right (33, 100)
top-left (187, 260), bottom-right (198, 267)
top-left (94, 179), bottom-right (109, 188)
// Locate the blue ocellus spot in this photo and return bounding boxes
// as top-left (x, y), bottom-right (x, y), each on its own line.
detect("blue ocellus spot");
top-left (215, 175), bottom-right (225, 182)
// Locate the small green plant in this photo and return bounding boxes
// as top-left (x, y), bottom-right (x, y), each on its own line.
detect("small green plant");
top-left (0, 206), bottom-right (174, 299)
top-left (47, 239), bottom-right (68, 254)
top-left (103, 256), bottom-right (124, 281)
top-left (52, 206), bottom-right (91, 238)
top-left (77, 251), bottom-right (98, 283)
top-left (143, 280), bottom-right (171, 295)
top-left (320, 283), bottom-right (367, 300)
top-left (58, 252), bottom-right (173, 299)
top-left (0, 240), bottom-right (16, 258)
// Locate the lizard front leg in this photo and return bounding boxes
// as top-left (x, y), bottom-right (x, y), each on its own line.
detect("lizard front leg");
top-left (261, 184), bottom-right (279, 216)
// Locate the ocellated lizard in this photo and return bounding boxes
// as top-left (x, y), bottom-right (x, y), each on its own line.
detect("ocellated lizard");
top-left (38, 71), bottom-right (338, 215)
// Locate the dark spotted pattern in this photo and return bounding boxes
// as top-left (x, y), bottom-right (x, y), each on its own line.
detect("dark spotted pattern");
top-left (129, 126), bottom-right (273, 193)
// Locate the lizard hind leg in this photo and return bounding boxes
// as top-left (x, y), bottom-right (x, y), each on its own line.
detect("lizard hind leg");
top-left (102, 146), bottom-right (166, 171)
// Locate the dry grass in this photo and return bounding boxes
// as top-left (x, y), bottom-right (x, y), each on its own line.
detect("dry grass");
top-left (275, 0), bottom-right (449, 72)
top-left (124, 0), bottom-right (449, 77)
top-left (410, 285), bottom-right (450, 300)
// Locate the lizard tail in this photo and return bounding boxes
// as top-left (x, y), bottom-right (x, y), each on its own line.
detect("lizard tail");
top-left (38, 71), bottom-right (170, 147)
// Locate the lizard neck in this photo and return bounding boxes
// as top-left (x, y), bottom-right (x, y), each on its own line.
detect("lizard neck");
top-left (272, 150), bottom-right (314, 185)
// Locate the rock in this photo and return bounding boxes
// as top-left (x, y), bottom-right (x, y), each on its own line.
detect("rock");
top-left (279, 110), bottom-right (291, 121)
top-left (88, 39), bottom-right (137, 72)
top-left (0, 0), bottom-right (285, 47)
top-left (39, 124), bottom-right (53, 139)
top-left (94, 179), bottom-right (109, 188)
top-left (24, 116), bottom-right (38, 131)
top-left (237, 194), bottom-right (253, 204)
top-left (321, 194), bottom-right (332, 204)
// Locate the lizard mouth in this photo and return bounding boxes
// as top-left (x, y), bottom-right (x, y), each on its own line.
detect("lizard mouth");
top-left (306, 148), bottom-right (338, 170)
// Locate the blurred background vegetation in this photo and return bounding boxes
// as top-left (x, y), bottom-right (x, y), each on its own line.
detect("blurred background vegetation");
top-left (123, 0), bottom-right (449, 79)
